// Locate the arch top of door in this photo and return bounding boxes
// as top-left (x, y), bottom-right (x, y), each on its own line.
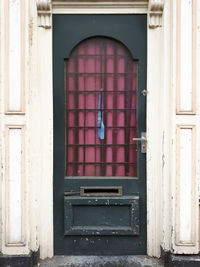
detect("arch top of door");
top-left (36, 0), bottom-right (164, 29)
top-left (67, 36), bottom-right (135, 59)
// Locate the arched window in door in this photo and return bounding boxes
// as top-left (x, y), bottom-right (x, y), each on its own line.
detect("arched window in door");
top-left (65, 37), bottom-right (138, 177)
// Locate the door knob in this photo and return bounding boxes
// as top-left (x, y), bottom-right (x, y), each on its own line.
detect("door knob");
top-left (132, 132), bottom-right (147, 153)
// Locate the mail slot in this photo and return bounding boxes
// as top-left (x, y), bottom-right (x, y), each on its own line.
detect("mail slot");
top-left (80, 186), bottom-right (122, 197)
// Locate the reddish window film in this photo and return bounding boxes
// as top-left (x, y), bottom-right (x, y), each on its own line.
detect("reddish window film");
top-left (65, 37), bottom-right (138, 177)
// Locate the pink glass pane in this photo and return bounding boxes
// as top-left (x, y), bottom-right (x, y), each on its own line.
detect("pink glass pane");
top-left (65, 37), bottom-right (138, 177)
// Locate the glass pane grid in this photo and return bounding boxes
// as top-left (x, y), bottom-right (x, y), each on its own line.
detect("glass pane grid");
top-left (65, 37), bottom-right (138, 177)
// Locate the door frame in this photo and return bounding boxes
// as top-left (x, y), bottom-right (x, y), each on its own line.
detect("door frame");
top-left (35, 0), bottom-right (167, 259)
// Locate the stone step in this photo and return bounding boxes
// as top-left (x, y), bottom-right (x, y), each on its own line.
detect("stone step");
top-left (38, 256), bottom-right (164, 267)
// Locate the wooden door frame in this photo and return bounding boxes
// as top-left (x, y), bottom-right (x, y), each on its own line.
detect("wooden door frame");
top-left (35, 0), bottom-right (170, 259)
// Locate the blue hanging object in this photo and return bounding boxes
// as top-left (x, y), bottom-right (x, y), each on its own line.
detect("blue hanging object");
top-left (97, 88), bottom-right (105, 140)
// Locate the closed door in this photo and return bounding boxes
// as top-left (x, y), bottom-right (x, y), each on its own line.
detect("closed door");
top-left (53, 15), bottom-right (147, 255)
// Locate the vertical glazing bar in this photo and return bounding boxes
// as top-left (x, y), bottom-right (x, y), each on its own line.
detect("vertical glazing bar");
top-left (100, 41), bottom-right (103, 176)
top-left (113, 43), bottom-right (117, 176)
top-left (74, 52), bottom-right (79, 176)
top-left (94, 39), bottom-right (97, 176)
top-left (134, 62), bottom-right (138, 176)
top-left (83, 46), bottom-right (86, 176)
top-left (124, 55), bottom-right (128, 176)
top-left (65, 62), bottom-right (69, 176)
top-left (102, 40), bottom-right (107, 176)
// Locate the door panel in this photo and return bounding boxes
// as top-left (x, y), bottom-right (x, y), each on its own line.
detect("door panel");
top-left (64, 196), bottom-right (139, 236)
top-left (53, 15), bottom-right (147, 255)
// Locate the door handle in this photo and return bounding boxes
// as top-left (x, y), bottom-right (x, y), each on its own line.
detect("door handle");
top-left (132, 132), bottom-right (147, 153)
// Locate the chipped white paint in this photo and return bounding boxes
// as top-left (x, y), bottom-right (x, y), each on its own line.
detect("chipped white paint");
top-left (36, 26), bottom-right (53, 259)
top-left (8, 129), bottom-right (22, 243)
top-left (179, 128), bottom-right (192, 242)
top-left (52, 0), bottom-right (148, 14)
top-left (146, 29), bottom-right (163, 257)
top-left (180, 0), bottom-right (192, 111)
top-left (159, 0), bottom-right (172, 253)
top-left (6, 128), bottom-right (23, 244)
top-left (0, 0), bottom-right (28, 255)
top-left (9, 0), bottom-right (21, 111)
top-left (37, 0), bottom-right (52, 28)
top-left (148, 0), bottom-right (164, 28)
top-left (174, 125), bottom-right (197, 252)
top-left (176, 0), bottom-right (196, 114)
top-left (172, 0), bottom-right (199, 254)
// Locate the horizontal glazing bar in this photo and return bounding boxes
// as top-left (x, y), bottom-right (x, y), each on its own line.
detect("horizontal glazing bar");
top-left (66, 108), bottom-right (136, 111)
top-left (66, 126), bottom-right (136, 129)
top-left (67, 73), bottom-right (137, 75)
top-left (69, 54), bottom-right (131, 57)
top-left (66, 162), bottom-right (137, 164)
top-left (66, 144), bottom-right (137, 146)
top-left (66, 90), bottom-right (136, 93)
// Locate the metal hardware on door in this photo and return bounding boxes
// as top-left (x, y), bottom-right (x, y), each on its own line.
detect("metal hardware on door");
top-left (64, 187), bottom-right (123, 197)
top-left (132, 132), bottom-right (147, 153)
top-left (80, 186), bottom-right (123, 197)
top-left (141, 89), bottom-right (148, 96)
top-left (64, 191), bottom-right (80, 196)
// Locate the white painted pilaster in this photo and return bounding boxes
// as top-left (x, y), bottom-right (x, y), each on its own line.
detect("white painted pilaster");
top-left (146, 27), bottom-right (163, 257)
top-left (0, 0), bottom-right (29, 256)
top-left (37, 27), bottom-right (53, 259)
top-left (34, 1), bottom-right (53, 259)
top-left (171, 0), bottom-right (199, 254)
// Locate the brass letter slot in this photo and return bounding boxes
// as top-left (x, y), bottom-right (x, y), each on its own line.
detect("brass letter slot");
top-left (80, 186), bottom-right (122, 197)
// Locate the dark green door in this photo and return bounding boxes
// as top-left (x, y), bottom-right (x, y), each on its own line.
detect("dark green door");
top-left (53, 15), bottom-right (147, 255)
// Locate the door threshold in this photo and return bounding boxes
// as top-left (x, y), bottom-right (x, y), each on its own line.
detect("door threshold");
top-left (38, 255), bottom-right (164, 267)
